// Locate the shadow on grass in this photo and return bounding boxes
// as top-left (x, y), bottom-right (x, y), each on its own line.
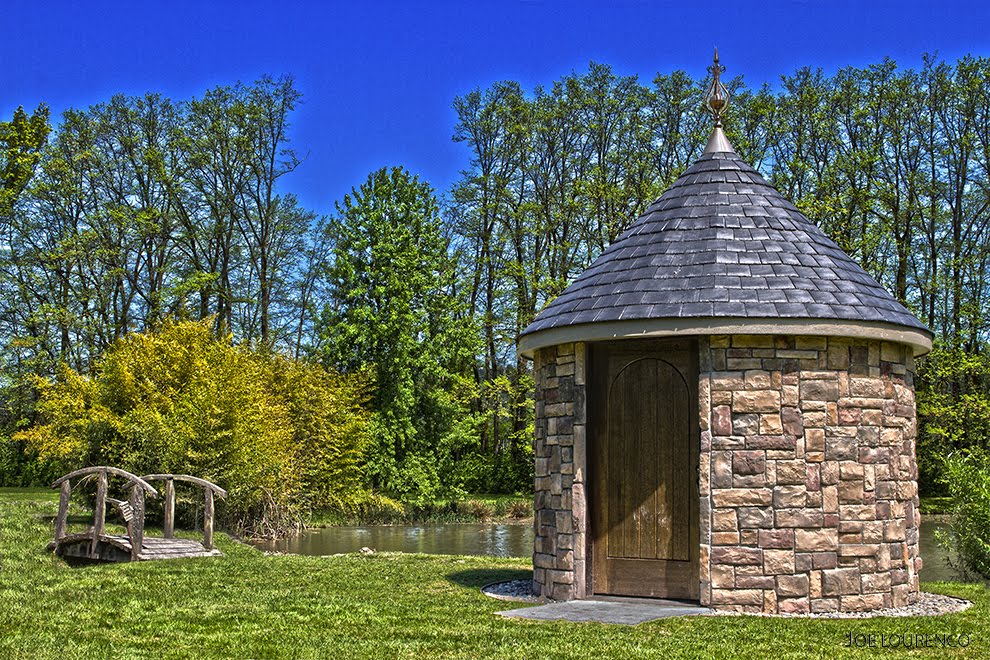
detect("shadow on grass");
top-left (447, 567), bottom-right (532, 589)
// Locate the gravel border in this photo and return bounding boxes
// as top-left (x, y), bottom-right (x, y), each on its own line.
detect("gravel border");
top-left (482, 579), bottom-right (544, 603)
top-left (707, 592), bottom-right (971, 619)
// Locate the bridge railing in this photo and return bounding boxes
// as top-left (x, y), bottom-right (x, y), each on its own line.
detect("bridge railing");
top-left (51, 467), bottom-right (158, 560)
top-left (140, 474), bottom-right (227, 550)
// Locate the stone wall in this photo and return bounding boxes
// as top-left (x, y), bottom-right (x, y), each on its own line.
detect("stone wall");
top-left (700, 335), bottom-right (921, 613)
top-left (530, 334), bottom-right (921, 613)
top-left (532, 342), bottom-right (588, 600)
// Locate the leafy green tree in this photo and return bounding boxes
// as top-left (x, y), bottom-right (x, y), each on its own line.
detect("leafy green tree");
top-left (235, 76), bottom-right (304, 348)
top-left (0, 105), bottom-right (50, 218)
top-left (452, 81), bottom-right (531, 481)
top-left (319, 167), bottom-right (478, 503)
top-left (0, 104), bottom-right (51, 481)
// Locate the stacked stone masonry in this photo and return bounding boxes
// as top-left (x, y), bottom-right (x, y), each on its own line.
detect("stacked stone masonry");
top-left (531, 334), bottom-right (921, 612)
top-left (701, 335), bottom-right (920, 613)
top-left (532, 342), bottom-right (587, 601)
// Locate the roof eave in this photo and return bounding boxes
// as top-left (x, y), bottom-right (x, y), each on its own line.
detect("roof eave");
top-left (517, 317), bottom-right (934, 360)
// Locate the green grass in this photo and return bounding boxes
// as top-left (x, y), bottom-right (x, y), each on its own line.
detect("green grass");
top-left (0, 486), bottom-right (58, 501)
top-left (1, 490), bottom-right (988, 658)
top-left (470, 493), bottom-right (531, 514)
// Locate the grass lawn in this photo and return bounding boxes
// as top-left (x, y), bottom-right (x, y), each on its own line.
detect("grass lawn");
top-left (1, 490), bottom-right (987, 659)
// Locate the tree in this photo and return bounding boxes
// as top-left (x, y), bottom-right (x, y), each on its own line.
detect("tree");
top-left (452, 81), bottom-right (529, 472)
top-left (318, 167), bottom-right (478, 503)
top-left (0, 83), bottom-right (330, 487)
top-left (0, 105), bottom-right (50, 218)
top-left (235, 76), bottom-right (303, 348)
top-left (0, 104), bottom-right (51, 453)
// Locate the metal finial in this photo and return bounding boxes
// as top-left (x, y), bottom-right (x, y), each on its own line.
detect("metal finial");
top-left (706, 47), bottom-right (729, 127)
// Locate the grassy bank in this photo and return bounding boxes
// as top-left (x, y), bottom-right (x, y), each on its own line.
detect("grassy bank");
top-left (1, 490), bottom-right (988, 658)
top-left (308, 493), bottom-right (532, 527)
top-left (921, 496), bottom-right (954, 515)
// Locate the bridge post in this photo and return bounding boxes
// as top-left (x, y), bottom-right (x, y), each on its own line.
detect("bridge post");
top-left (91, 469), bottom-right (108, 556)
top-left (128, 484), bottom-right (145, 561)
top-left (163, 479), bottom-right (175, 539)
top-left (204, 488), bottom-right (215, 550)
top-left (54, 480), bottom-right (71, 541)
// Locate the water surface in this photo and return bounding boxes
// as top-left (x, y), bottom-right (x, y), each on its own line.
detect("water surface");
top-left (919, 519), bottom-right (958, 582)
top-left (255, 522), bottom-right (534, 558)
top-left (256, 518), bottom-right (962, 580)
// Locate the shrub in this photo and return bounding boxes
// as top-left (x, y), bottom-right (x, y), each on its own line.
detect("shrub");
top-left (0, 436), bottom-right (23, 486)
top-left (506, 500), bottom-right (531, 519)
top-left (916, 344), bottom-right (990, 495)
top-left (0, 435), bottom-right (68, 487)
top-left (937, 447), bottom-right (990, 580)
top-left (15, 320), bottom-right (373, 536)
top-left (457, 499), bottom-right (494, 521)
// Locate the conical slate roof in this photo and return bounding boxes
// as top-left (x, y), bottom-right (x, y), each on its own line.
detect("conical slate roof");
top-left (519, 136), bottom-right (933, 356)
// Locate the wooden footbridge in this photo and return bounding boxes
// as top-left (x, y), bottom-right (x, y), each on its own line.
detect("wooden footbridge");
top-left (48, 466), bottom-right (227, 563)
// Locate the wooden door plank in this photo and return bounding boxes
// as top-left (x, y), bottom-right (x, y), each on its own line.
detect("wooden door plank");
top-left (607, 371), bottom-right (622, 560)
top-left (590, 344), bottom-right (609, 594)
top-left (638, 359), bottom-right (659, 560)
top-left (616, 359), bottom-right (638, 559)
top-left (655, 359), bottom-right (672, 560)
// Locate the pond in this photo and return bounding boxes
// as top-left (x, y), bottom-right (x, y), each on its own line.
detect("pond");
top-left (254, 522), bottom-right (534, 558)
top-left (254, 518), bottom-right (963, 581)
top-left (918, 519), bottom-right (956, 582)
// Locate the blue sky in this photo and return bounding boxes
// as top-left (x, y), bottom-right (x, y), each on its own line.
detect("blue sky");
top-left (3, 0), bottom-right (990, 216)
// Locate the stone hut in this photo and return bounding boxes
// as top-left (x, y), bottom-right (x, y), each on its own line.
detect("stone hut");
top-left (518, 54), bottom-right (933, 614)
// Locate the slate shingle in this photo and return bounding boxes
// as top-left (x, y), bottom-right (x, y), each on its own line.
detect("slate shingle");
top-left (521, 148), bottom-right (931, 337)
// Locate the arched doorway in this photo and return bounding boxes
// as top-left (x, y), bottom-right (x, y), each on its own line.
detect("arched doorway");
top-left (589, 339), bottom-right (699, 599)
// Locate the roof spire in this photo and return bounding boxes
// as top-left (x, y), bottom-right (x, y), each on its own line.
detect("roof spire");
top-left (702, 47), bottom-right (735, 154)
top-left (706, 47), bottom-right (729, 127)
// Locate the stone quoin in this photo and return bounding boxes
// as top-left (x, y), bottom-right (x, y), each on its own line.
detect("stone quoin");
top-left (519, 52), bottom-right (932, 614)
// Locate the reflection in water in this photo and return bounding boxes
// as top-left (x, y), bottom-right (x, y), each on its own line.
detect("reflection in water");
top-left (254, 519), bottom-right (965, 577)
top-left (254, 523), bottom-right (534, 558)
top-left (919, 519), bottom-right (959, 582)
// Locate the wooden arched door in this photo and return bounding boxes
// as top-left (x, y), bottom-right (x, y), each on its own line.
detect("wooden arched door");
top-left (590, 339), bottom-right (699, 599)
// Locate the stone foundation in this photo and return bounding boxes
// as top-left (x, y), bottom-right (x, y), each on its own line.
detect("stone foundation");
top-left (531, 334), bottom-right (921, 613)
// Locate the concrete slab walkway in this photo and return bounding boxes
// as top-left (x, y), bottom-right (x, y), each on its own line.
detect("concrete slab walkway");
top-left (496, 596), bottom-right (710, 625)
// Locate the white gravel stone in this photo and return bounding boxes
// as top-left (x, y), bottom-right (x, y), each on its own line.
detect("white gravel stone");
top-left (708, 592), bottom-right (971, 619)
top-left (482, 579), bottom-right (544, 603)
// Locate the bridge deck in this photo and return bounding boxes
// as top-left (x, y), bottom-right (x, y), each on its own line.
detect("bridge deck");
top-left (49, 532), bottom-right (222, 562)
